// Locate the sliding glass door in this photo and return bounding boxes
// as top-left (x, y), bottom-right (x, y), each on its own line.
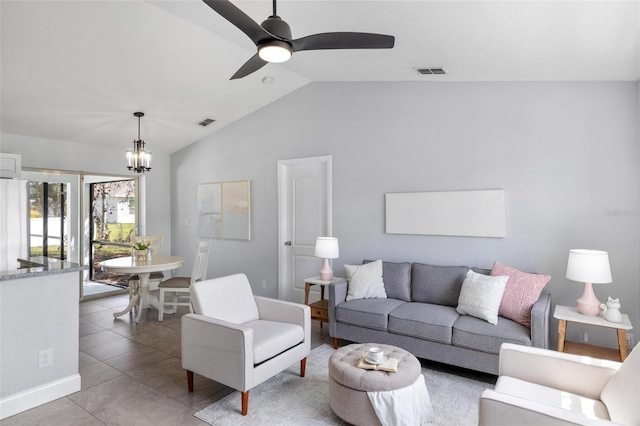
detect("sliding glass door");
top-left (29, 181), bottom-right (67, 259)
top-left (22, 171), bottom-right (80, 266)
top-left (89, 179), bottom-right (136, 288)
top-left (21, 170), bottom-right (140, 299)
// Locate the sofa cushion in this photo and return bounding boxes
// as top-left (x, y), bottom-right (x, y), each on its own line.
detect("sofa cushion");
top-left (411, 263), bottom-right (468, 307)
top-left (364, 260), bottom-right (412, 302)
top-left (388, 302), bottom-right (459, 344)
top-left (345, 260), bottom-right (387, 301)
top-left (456, 270), bottom-right (508, 325)
top-left (470, 267), bottom-right (491, 276)
top-left (336, 298), bottom-right (406, 331)
top-left (491, 262), bottom-right (551, 328)
top-left (452, 315), bottom-right (531, 354)
top-left (243, 319), bottom-right (304, 364)
top-left (191, 274), bottom-right (259, 324)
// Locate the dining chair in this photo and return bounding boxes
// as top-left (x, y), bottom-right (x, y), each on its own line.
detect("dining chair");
top-left (156, 238), bottom-right (212, 321)
top-left (128, 235), bottom-right (164, 297)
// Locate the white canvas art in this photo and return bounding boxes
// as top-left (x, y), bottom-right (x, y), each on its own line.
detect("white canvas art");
top-left (198, 180), bottom-right (251, 240)
top-left (385, 189), bottom-right (505, 238)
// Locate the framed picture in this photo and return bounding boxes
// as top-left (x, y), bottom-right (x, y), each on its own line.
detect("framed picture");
top-left (197, 180), bottom-right (251, 240)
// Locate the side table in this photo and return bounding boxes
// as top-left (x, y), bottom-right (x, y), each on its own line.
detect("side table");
top-left (304, 276), bottom-right (343, 327)
top-left (553, 304), bottom-right (633, 362)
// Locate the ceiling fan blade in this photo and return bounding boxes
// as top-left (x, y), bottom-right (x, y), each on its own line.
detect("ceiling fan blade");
top-left (230, 54), bottom-right (268, 80)
top-left (203, 0), bottom-right (273, 46)
top-left (291, 32), bottom-right (395, 52)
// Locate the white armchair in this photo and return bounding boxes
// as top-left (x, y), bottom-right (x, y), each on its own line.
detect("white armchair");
top-left (479, 343), bottom-right (639, 425)
top-left (181, 273), bottom-right (311, 416)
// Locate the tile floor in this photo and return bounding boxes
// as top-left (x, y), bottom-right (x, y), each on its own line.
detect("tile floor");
top-left (82, 281), bottom-right (127, 298)
top-left (2, 293), bottom-right (334, 425)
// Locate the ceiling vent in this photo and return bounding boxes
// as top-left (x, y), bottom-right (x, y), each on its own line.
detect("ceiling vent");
top-left (416, 67), bottom-right (447, 75)
top-left (198, 118), bottom-right (215, 127)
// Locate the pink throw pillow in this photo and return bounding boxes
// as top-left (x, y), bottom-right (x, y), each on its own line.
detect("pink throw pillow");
top-left (491, 261), bottom-right (551, 328)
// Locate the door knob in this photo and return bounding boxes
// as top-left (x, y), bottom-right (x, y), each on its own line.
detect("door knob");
top-left (284, 241), bottom-right (292, 246)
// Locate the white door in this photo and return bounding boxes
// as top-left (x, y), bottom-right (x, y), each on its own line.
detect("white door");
top-left (278, 156), bottom-right (332, 303)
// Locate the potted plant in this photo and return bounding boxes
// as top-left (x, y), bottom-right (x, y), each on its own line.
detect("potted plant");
top-left (132, 240), bottom-right (151, 262)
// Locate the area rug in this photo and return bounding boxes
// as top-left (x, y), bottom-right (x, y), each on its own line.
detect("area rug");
top-left (195, 344), bottom-right (493, 426)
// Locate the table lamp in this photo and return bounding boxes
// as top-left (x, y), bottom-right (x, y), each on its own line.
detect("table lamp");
top-left (315, 237), bottom-right (339, 281)
top-left (565, 249), bottom-right (612, 316)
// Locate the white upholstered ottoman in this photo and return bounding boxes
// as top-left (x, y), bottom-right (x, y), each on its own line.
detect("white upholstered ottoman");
top-left (328, 343), bottom-right (430, 425)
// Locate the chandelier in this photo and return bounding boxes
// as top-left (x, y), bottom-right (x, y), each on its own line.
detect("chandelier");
top-left (126, 112), bottom-right (151, 173)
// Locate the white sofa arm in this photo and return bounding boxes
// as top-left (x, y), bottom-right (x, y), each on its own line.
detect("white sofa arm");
top-left (499, 343), bottom-right (620, 400)
top-left (254, 296), bottom-right (310, 328)
top-left (181, 313), bottom-right (253, 391)
top-left (479, 389), bottom-right (621, 426)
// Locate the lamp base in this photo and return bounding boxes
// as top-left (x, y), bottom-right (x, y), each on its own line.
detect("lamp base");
top-left (319, 258), bottom-right (333, 281)
top-left (576, 282), bottom-right (601, 316)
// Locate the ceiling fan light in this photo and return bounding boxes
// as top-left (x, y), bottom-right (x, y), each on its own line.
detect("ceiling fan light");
top-left (258, 41), bottom-right (292, 63)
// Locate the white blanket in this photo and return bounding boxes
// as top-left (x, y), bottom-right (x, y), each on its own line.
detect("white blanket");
top-left (367, 374), bottom-right (434, 426)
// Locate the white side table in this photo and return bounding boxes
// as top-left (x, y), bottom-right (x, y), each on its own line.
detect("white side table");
top-left (553, 304), bottom-right (633, 362)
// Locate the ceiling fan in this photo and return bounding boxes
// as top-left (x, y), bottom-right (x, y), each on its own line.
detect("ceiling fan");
top-left (203, 0), bottom-right (395, 80)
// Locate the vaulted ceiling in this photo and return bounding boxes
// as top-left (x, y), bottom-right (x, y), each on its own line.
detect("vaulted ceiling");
top-left (1, 1), bottom-right (638, 155)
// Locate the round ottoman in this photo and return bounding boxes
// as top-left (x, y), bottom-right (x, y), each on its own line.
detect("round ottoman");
top-left (328, 343), bottom-right (423, 426)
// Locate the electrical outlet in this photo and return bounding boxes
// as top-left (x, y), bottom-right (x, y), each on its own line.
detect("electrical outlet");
top-left (627, 333), bottom-right (635, 351)
top-left (261, 280), bottom-right (267, 289)
top-left (39, 349), bottom-right (53, 368)
top-left (583, 332), bottom-right (589, 343)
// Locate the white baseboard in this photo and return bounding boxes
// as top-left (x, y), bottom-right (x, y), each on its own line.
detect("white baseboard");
top-left (0, 374), bottom-right (81, 420)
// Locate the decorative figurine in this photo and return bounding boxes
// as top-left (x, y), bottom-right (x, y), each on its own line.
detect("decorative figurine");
top-left (600, 297), bottom-right (622, 323)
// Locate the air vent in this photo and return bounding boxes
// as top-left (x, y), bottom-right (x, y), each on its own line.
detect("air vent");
top-left (416, 67), bottom-right (447, 75)
top-left (198, 118), bottom-right (215, 127)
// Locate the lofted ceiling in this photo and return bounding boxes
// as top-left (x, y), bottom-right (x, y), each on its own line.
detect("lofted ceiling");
top-left (1, 1), bottom-right (638, 155)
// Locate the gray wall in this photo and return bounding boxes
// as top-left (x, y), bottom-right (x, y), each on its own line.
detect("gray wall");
top-left (171, 81), bottom-right (639, 349)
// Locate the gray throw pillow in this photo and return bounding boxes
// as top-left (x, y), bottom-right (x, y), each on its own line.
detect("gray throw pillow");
top-left (363, 260), bottom-right (412, 302)
top-left (411, 263), bottom-right (468, 307)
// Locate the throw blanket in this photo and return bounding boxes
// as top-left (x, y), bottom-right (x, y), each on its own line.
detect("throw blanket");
top-left (367, 374), bottom-right (434, 426)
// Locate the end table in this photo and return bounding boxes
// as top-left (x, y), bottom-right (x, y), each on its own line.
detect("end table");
top-left (304, 276), bottom-right (343, 327)
top-left (554, 304), bottom-right (633, 362)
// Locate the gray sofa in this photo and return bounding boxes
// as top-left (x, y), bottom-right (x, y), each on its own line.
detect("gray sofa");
top-left (328, 261), bottom-right (551, 375)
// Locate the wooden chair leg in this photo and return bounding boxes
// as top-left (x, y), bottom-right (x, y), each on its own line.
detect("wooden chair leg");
top-left (187, 370), bottom-right (194, 392)
top-left (241, 391), bottom-right (249, 416)
top-left (333, 337), bottom-right (339, 349)
top-left (300, 357), bottom-right (307, 377)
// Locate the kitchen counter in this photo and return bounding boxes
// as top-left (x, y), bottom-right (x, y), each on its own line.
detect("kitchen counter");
top-left (0, 256), bottom-right (87, 281)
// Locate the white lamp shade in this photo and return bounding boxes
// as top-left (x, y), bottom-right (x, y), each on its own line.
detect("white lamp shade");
top-left (566, 249), bottom-right (612, 284)
top-left (314, 237), bottom-right (339, 259)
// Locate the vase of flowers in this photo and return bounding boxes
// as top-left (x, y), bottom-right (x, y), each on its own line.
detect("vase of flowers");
top-left (132, 241), bottom-right (151, 262)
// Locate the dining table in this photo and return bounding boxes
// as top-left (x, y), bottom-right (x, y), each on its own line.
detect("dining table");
top-left (99, 254), bottom-right (185, 323)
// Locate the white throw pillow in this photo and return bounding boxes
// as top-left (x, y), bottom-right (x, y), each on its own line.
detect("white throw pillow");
top-left (345, 259), bottom-right (387, 301)
top-left (456, 269), bottom-right (508, 325)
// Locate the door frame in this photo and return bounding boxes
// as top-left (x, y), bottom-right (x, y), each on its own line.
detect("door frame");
top-left (277, 155), bottom-right (332, 300)
top-left (82, 174), bottom-right (139, 298)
